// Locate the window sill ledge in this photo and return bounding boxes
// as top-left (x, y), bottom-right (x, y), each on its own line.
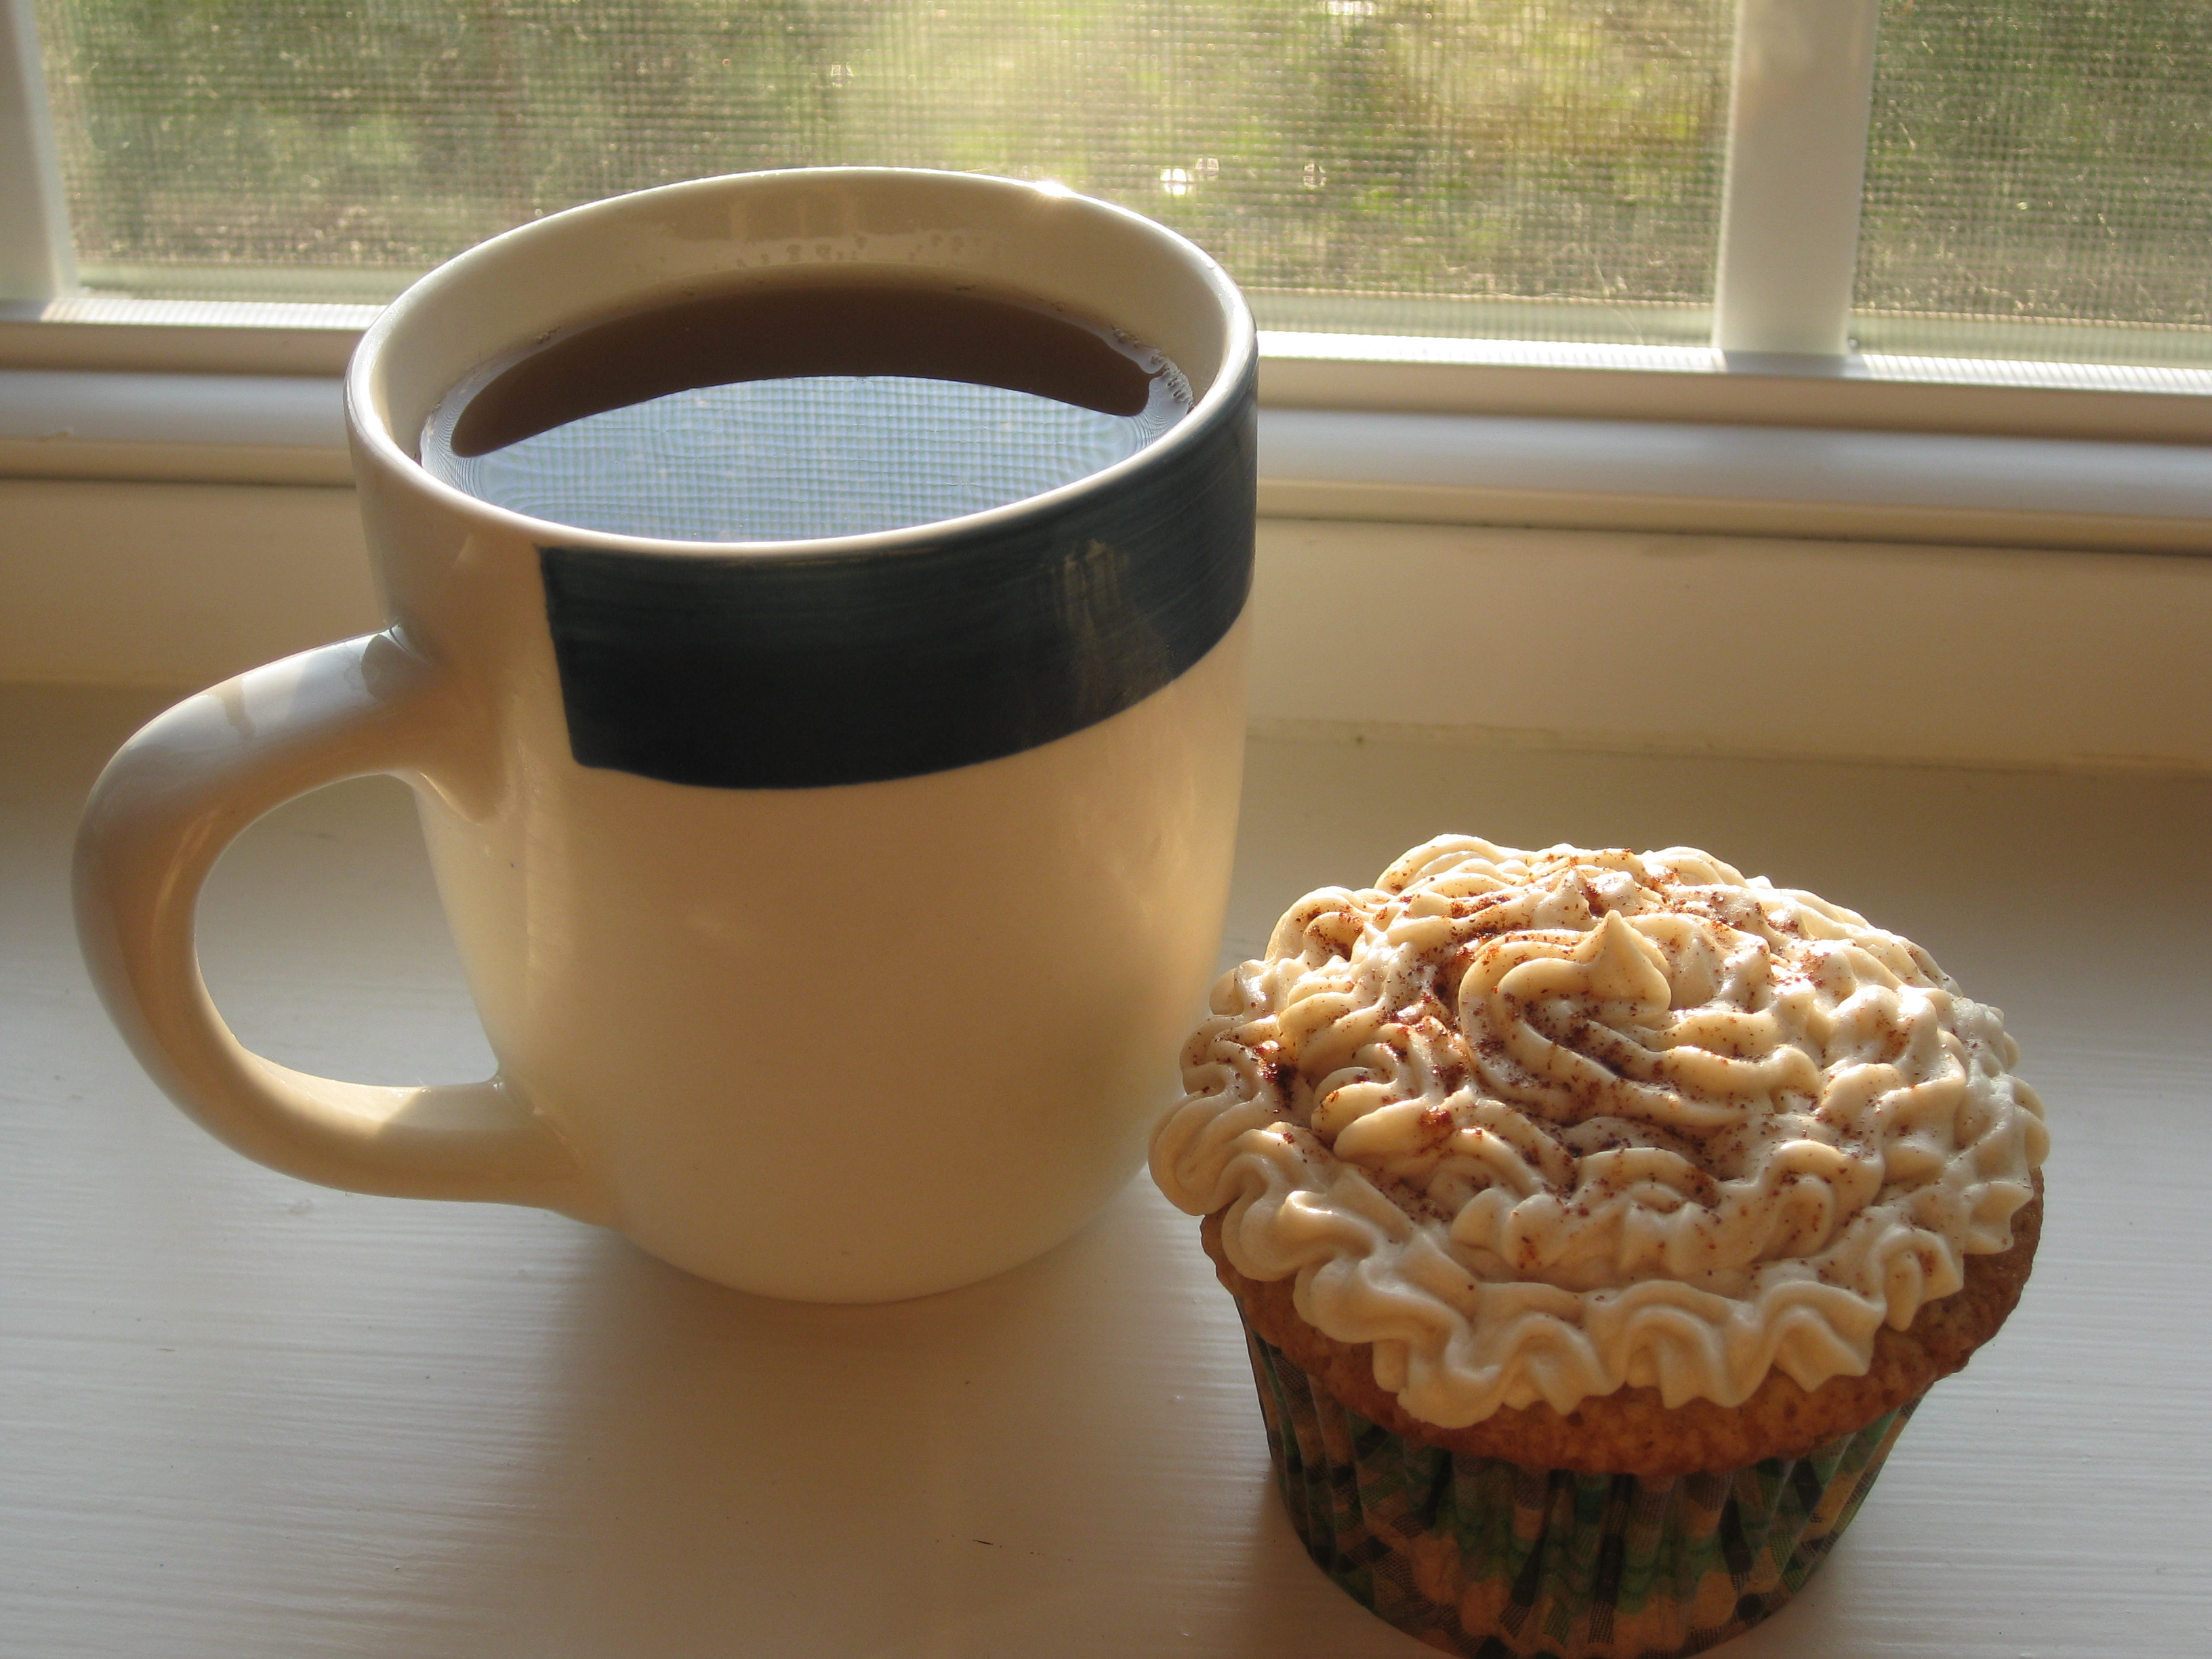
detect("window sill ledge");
top-left (4, 365), bottom-right (2210, 554)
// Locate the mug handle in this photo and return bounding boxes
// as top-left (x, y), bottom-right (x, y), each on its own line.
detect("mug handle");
top-left (73, 631), bottom-right (611, 1223)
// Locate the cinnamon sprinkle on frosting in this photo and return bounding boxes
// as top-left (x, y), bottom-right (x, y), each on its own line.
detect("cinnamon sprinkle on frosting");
top-left (1150, 837), bottom-right (2049, 1427)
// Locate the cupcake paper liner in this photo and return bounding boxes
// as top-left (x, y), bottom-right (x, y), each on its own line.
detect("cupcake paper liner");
top-left (1239, 1314), bottom-right (1916, 1659)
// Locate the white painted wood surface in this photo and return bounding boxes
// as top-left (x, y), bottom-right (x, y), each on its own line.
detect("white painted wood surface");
top-left (4, 684), bottom-right (2206, 1657)
top-left (8, 495), bottom-right (2211, 777)
top-left (1711, 0), bottom-right (1880, 359)
top-left (0, 0), bottom-right (75, 303)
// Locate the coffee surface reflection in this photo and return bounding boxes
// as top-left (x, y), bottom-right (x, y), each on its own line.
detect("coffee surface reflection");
top-left (419, 279), bottom-right (1193, 543)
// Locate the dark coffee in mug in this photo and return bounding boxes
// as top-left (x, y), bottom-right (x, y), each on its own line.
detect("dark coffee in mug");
top-left (419, 277), bottom-right (1193, 542)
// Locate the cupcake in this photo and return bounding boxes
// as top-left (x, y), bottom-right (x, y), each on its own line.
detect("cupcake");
top-left (1151, 838), bottom-right (2047, 1658)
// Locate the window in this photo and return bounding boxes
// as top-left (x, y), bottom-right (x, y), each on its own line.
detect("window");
top-left (1856, 1), bottom-right (2212, 367)
top-left (10, 0), bottom-right (2210, 383)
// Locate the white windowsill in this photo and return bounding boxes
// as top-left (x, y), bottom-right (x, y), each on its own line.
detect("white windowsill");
top-left (1, 306), bottom-right (2204, 777)
top-left (7, 682), bottom-right (2204, 1659)
top-left (5, 363), bottom-right (2211, 554)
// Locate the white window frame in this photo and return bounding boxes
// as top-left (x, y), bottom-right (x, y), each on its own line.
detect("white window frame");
top-left (7, 1), bottom-right (2211, 496)
top-left (3, 0), bottom-right (2207, 774)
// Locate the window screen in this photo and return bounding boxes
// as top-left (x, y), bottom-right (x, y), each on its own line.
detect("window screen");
top-left (1856, 0), bottom-right (2212, 365)
top-left (33, 2), bottom-right (2209, 364)
top-left (33, 1), bottom-right (1732, 344)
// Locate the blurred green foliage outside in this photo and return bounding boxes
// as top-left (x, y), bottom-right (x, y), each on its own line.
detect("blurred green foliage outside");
top-left (30, 1), bottom-right (2212, 354)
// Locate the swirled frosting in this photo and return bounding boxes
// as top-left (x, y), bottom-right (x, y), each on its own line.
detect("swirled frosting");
top-left (1151, 838), bottom-right (2048, 1427)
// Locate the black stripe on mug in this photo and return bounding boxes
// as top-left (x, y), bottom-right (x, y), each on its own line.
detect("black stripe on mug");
top-left (536, 381), bottom-right (1254, 790)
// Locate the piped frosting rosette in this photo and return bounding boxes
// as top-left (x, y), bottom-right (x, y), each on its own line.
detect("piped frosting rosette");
top-left (1151, 838), bottom-right (2049, 1428)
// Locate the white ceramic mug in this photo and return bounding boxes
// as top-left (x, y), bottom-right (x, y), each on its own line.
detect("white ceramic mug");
top-left (74, 169), bottom-right (1256, 1302)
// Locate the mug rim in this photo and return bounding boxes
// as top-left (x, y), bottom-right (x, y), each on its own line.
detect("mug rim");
top-left (346, 167), bottom-right (1256, 562)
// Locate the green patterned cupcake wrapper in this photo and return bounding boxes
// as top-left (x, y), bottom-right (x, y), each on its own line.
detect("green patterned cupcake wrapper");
top-left (1239, 1315), bottom-right (1916, 1659)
